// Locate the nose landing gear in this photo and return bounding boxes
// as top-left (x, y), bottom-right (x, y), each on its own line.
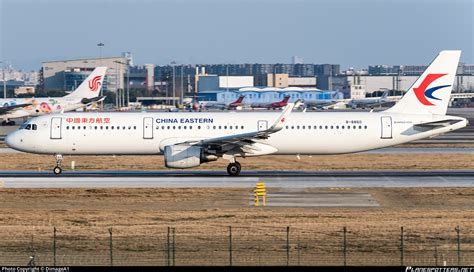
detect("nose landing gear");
top-left (53, 154), bottom-right (63, 175)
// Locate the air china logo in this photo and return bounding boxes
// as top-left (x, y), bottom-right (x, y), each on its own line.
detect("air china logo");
top-left (88, 75), bottom-right (102, 92)
top-left (413, 73), bottom-right (451, 106)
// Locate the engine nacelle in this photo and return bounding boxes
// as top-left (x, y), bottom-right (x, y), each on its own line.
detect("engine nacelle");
top-left (164, 144), bottom-right (202, 168)
top-left (164, 144), bottom-right (218, 169)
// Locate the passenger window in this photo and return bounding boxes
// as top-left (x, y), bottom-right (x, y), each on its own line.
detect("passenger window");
top-left (213, 126), bottom-right (216, 129)
top-left (156, 126), bottom-right (159, 129)
top-left (128, 126), bottom-right (131, 130)
top-left (161, 126), bottom-right (164, 129)
top-left (291, 126), bottom-right (294, 129)
top-left (123, 126), bottom-right (126, 130)
top-left (325, 126), bottom-right (328, 129)
top-left (230, 126), bottom-right (233, 129)
top-left (77, 126), bottom-right (81, 130)
top-left (297, 126), bottom-right (300, 129)
top-left (178, 126), bottom-right (181, 130)
top-left (105, 126), bottom-right (108, 130)
top-left (353, 126), bottom-right (356, 129)
top-left (134, 126), bottom-right (136, 130)
top-left (224, 126), bottom-right (227, 129)
top-left (83, 126), bottom-right (86, 130)
top-left (347, 126), bottom-right (350, 129)
top-left (183, 126), bottom-right (187, 129)
top-left (111, 126), bottom-right (114, 130)
top-left (72, 126), bottom-right (75, 130)
top-left (302, 126), bottom-right (305, 129)
top-left (100, 126), bottom-right (103, 130)
top-left (359, 126), bottom-right (362, 129)
top-left (241, 126), bottom-right (244, 129)
top-left (172, 126), bottom-right (176, 130)
top-left (336, 126), bottom-right (339, 129)
top-left (66, 126), bottom-right (69, 130)
top-left (364, 125), bottom-right (367, 129)
top-left (342, 126), bottom-right (345, 129)
top-left (218, 126), bottom-right (222, 129)
top-left (95, 126), bottom-right (97, 130)
top-left (285, 126), bottom-right (289, 129)
top-left (198, 126), bottom-right (201, 129)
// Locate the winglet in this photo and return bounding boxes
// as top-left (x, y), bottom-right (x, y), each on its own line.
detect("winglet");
top-left (268, 99), bottom-right (300, 132)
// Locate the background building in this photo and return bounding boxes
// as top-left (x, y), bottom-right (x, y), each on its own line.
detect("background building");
top-left (42, 57), bottom-right (128, 92)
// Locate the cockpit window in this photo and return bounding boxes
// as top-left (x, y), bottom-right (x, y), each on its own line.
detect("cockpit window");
top-left (32, 124), bottom-right (37, 130)
top-left (25, 124), bottom-right (32, 130)
top-left (20, 123), bottom-right (29, 130)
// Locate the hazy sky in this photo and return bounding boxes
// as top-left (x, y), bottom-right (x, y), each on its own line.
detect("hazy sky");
top-left (0, 0), bottom-right (472, 70)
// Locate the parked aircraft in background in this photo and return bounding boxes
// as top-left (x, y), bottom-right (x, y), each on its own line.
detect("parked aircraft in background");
top-left (251, 95), bottom-right (290, 110)
top-left (347, 90), bottom-right (394, 109)
top-left (200, 95), bottom-right (245, 110)
top-left (303, 93), bottom-right (344, 110)
top-left (0, 67), bottom-right (107, 125)
top-left (6, 51), bottom-right (467, 176)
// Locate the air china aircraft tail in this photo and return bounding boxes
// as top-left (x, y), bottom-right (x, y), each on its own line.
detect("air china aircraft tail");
top-left (65, 67), bottom-right (107, 99)
top-left (385, 50), bottom-right (460, 115)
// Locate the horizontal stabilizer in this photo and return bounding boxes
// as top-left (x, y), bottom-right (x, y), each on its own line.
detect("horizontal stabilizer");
top-left (414, 119), bottom-right (463, 129)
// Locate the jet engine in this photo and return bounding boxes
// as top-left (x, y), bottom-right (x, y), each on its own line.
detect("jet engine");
top-left (164, 144), bottom-right (217, 168)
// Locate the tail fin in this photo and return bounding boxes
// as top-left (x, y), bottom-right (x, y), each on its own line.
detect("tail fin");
top-left (235, 95), bottom-right (245, 103)
top-left (385, 50), bottom-right (460, 115)
top-left (65, 67), bottom-right (107, 99)
top-left (282, 95), bottom-right (290, 103)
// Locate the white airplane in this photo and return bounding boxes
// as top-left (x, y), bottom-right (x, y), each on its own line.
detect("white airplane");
top-left (6, 51), bottom-right (468, 176)
top-left (347, 89), bottom-right (393, 109)
top-left (200, 95), bottom-right (245, 110)
top-left (0, 67), bottom-right (107, 126)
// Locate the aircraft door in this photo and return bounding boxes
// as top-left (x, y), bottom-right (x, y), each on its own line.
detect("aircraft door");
top-left (257, 120), bottom-right (268, 131)
top-left (50, 117), bottom-right (62, 139)
top-left (380, 116), bottom-right (392, 139)
top-left (143, 117), bottom-right (154, 139)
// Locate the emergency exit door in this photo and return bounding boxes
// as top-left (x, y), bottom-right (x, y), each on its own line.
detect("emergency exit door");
top-left (257, 120), bottom-right (268, 131)
top-left (50, 117), bottom-right (62, 139)
top-left (380, 116), bottom-right (392, 139)
top-left (143, 117), bottom-right (154, 139)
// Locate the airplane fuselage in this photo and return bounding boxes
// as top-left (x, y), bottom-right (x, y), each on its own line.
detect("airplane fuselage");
top-left (0, 97), bottom-right (86, 120)
top-left (7, 111), bottom-right (467, 156)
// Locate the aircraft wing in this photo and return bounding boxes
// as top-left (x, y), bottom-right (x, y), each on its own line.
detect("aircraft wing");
top-left (0, 103), bottom-right (31, 115)
top-left (180, 100), bottom-right (300, 148)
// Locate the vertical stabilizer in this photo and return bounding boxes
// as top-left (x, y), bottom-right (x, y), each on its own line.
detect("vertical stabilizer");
top-left (385, 51), bottom-right (460, 115)
top-left (65, 67), bottom-right (107, 99)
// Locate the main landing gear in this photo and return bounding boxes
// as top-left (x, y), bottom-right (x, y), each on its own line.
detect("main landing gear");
top-left (1, 120), bottom-right (15, 126)
top-left (227, 161), bottom-right (241, 176)
top-left (53, 154), bottom-right (63, 175)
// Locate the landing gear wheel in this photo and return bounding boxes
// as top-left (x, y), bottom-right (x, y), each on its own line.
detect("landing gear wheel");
top-left (227, 162), bottom-right (241, 176)
top-left (53, 166), bottom-right (62, 175)
top-left (53, 154), bottom-right (64, 175)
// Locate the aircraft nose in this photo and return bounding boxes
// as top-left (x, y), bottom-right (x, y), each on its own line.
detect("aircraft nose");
top-left (5, 131), bottom-right (22, 150)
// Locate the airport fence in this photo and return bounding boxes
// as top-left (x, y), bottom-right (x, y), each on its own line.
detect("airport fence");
top-left (0, 225), bottom-right (472, 266)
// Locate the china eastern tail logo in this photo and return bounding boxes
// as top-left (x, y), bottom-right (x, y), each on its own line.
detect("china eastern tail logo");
top-left (88, 75), bottom-right (102, 92)
top-left (413, 73), bottom-right (451, 106)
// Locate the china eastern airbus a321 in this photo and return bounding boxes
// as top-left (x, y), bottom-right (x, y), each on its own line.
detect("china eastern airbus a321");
top-left (6, 51), bottom-right (468, 176)
top-left (0, 67), bottom-right (107, 125)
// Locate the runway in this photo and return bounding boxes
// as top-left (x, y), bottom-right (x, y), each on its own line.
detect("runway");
top-left (0, 170), bottom-right (472, 188)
